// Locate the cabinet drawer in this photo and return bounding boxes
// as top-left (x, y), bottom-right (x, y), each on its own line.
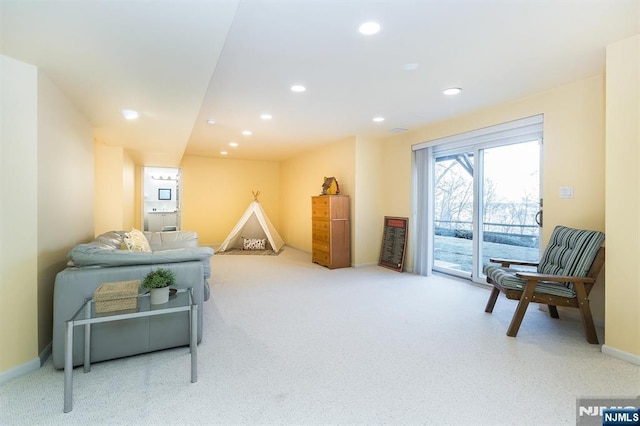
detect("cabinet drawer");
top-left (312, 220), bottom-right (330, 231)
top-left (312, 229), bottom-right (329, 242)
top-left (312, 197), bottom-right (330, 208)
top-left (313, 240), bottom-right (330, 252)
top-left (312, 250), bottom-right (330, 265)
top-left (311, 206), bottom-right (329, 219)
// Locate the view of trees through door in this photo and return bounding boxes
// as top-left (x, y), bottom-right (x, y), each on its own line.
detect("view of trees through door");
top-left (433, 140), bottom-right (541, 280)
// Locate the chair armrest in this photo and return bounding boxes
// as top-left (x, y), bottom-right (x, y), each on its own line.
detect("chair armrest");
top-left (515, 271), bottom-right (595, 284)
top-left (489, 258), bottom-right (539, 268)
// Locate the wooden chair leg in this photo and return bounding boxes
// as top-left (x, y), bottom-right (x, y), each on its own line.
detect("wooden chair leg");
top-left (548, 305), bottom-right (559, 318)
top-left (574, 281), bottom-right (599, 344)
top-left (485, 286), bottom-right (500, 313)
top-left (507, 280), bottom-right (537, 337)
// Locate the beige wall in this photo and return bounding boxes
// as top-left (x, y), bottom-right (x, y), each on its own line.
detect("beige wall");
top-left (94, 143), bottom-right (136, 235)
top-left (280, 137), bottom-right (356, 253)
top-left (1, 55), bottom-right (94, 377)
top-left (379, 76), bottom-right (607, 316)
top-left (605, 35), bottom-right (640, 358)
top-left (122, 151), bottom-right (135, 231)
top-left (134, 165), bottom-right (143, 230)
top-left (1, 56), bottom-right (39, 373)
top-left (353, 136), bottom-right (385, 266)
top-left (180, 155), bottom-right (281, 247)
top-left (37, 72), bottom-right (94, 354)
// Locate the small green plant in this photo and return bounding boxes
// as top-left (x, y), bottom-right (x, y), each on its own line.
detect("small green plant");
top-left (142, 268), bottom-right (176, 289)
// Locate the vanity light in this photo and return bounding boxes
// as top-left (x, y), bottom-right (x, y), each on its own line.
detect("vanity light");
top-left (373, 117), bottom-right (385, 123)
top-left (121, 109), bottom-right (139, 120)
top-left (241, 130), bottom-right (252, 136)
top-left (291, 85), bottom-right (306, 92)
top-left (359, 21), bottom-right (381, 35)
top-left (443, 87), bottom-right (462, 96)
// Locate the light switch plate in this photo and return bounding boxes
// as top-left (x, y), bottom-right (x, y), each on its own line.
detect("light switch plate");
top-left (559, 186), bottom-right (574, 199)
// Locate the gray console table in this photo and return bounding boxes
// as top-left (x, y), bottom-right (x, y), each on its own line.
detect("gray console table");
top-left (64, 288), bottom-right (197, 413)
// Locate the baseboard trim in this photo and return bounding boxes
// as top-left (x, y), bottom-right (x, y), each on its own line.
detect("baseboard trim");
top-left (0, 357), bottom-right (40, 385)
top-left (0, 342), bottom-right (51, 385)
top-left (602, 345), bottom-right (640, 366)
top-left (39, 342), bottom-right (52, 366)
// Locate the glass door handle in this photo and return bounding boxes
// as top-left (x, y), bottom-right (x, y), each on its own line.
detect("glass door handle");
top-left (535, 210), bottom-right (543, 227)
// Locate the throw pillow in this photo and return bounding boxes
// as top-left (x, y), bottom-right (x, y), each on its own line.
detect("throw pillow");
top-left (124, 228), bottom-right (152, 252)
top-left (243, 238), bottom-right (266, 250)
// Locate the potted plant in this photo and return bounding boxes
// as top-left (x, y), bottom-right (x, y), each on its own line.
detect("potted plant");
top-left (142, 268), bottom-right (176, 304)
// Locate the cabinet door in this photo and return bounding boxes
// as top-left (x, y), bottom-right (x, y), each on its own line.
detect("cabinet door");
top-left (163, 213), bottom-right (177, 228)
top-left (148, 214), bottom-right (163, 232)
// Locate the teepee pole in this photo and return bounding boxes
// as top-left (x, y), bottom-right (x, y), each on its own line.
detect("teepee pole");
top-left (252, 191), bottom-right (261, 201)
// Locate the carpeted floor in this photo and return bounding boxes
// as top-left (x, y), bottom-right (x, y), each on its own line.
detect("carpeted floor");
top-left (1, 246), bottom-right (638, 425)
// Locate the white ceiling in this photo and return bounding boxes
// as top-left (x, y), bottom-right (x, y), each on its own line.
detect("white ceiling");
top-left (1, 0), bottom-right (638, 165)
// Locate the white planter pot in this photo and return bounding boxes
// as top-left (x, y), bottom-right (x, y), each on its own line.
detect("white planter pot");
top-left (149, 287), bottom-right (170, 304)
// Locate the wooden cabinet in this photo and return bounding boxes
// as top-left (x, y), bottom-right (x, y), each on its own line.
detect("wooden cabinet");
top-left (311, 195), bottom-right (350, 269)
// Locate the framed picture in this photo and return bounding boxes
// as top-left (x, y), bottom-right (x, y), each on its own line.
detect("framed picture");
top-left (158, 188), bottom-right (171, 200)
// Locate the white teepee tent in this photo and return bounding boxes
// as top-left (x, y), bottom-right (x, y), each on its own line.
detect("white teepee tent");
top-left (217, 192), bottom-right (285, 252)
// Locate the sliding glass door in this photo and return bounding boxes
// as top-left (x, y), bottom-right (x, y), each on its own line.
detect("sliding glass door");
top-left (412, 115), bottom-right (544, 281)
top-left (480, 142), bottom-right (540, 273)
top-left (432, 140), bottom-right (541, 281)
top-left (433, 150), bottom-right (475, 276)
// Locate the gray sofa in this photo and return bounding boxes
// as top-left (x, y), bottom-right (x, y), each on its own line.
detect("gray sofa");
top-left (52, 230), bottom-right (214, 369)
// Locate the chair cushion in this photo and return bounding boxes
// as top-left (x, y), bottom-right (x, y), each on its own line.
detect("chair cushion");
top-left (484, 265), bottom-right (576, 297)
top-left (483, 265), bottom-right (577, 298)
top-left (537, 226), bottom-right (605, 277)
top-left (484, 225), bottom-right (604, 298)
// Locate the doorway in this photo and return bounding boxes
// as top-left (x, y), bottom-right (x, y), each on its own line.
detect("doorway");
top-left (142, 167), bottom-right (181, 232)
top-left (414, 115), bottom-right (543, 282)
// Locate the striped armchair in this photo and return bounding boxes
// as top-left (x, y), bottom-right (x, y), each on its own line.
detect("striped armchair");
top-left (484, 225), bottom-right (605, 344)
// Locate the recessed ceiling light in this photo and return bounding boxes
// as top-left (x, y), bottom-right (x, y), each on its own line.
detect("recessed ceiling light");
top-left (229, 142), bottom-right (239, 147)
top-left (373, 117), bottom-right (385, 123)
top-left (291, 85), bottom-right (306, 92)
top-left (389, 128), bottom-right (408, 134)
top-left (121, 109), bottom-right (139, 120)
top-left (359, 21), bottom-right (381, 35)
top-left (220, 151), bottom-right (228, 155)
top-left (260, 113), bottom-right (273, 120)
top-left (206, 119), bottom-right (216, 125)
top-left (241, 130), bottom-right (252, 136)
top-left (443, 87), bottom-right (462, 96)
top-left (403, 63), bottom-right (419, 71)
